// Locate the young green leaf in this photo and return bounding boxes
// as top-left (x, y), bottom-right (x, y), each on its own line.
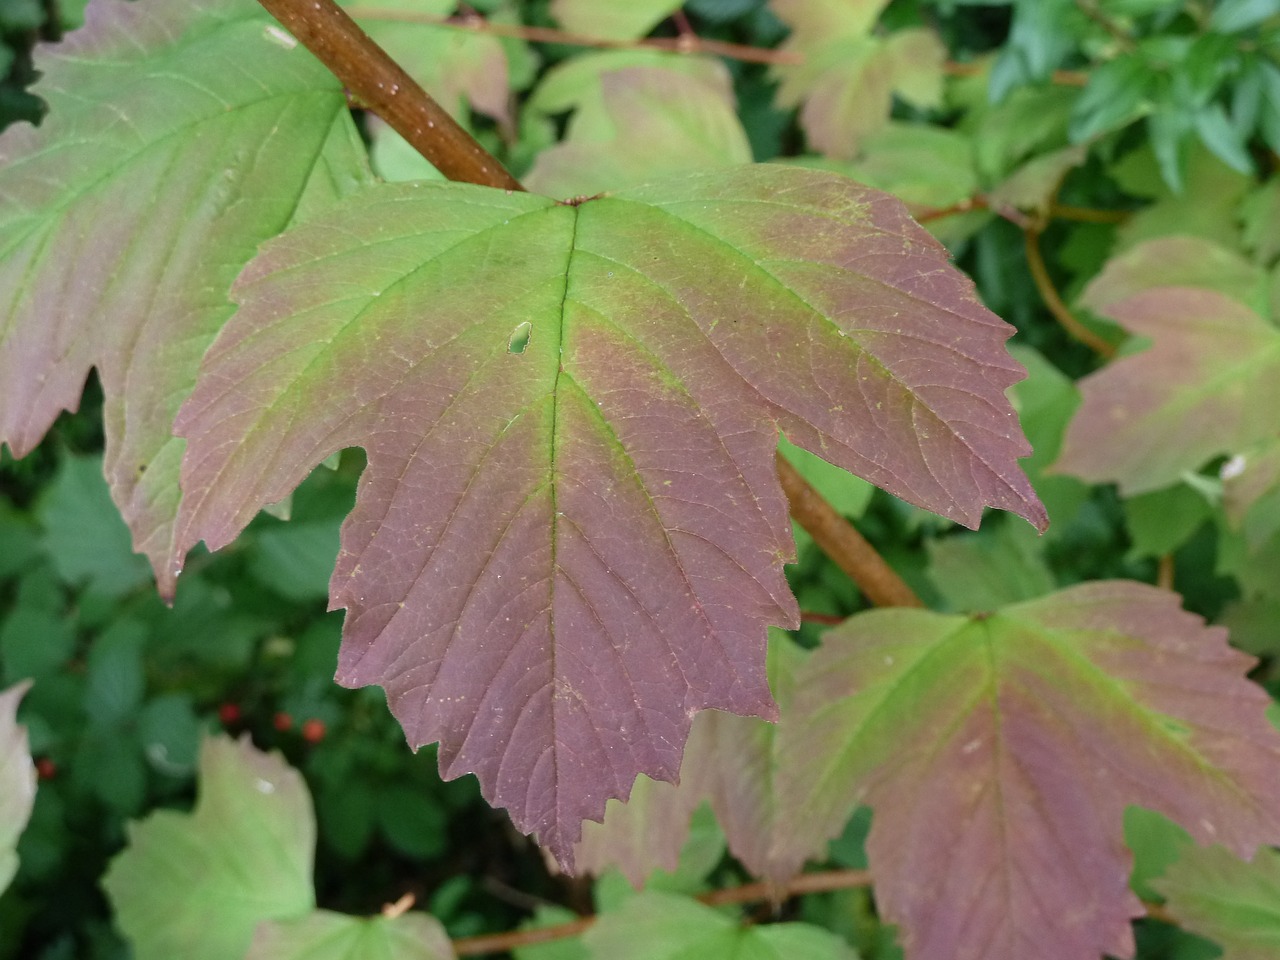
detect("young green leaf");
top-left (174, 166), bottom-right (1044, 864)
top-left (0, 0), bottom-right (371, 596)
top-left (0, 680), bottom-right (35, 895)
top-left (776, 582), bottom-right (1280, 960)
top-left (1155, 844), bottom-right (1280, 959)
top-left (103, 735), bottom-right (316, 960)
top-left (247, 911), bottom-right (455, 960)
top-left (581, 891), bottom-right (858, 960)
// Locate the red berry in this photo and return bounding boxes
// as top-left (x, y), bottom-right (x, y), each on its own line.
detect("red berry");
top-left (301, 718), bottom-right (326, 744)
top-left (218, 702), bottom-right (241, 726)
top-left (35, 757), bottom-right (57, 780)
top-left (273, 711), bottom-right (293, 732)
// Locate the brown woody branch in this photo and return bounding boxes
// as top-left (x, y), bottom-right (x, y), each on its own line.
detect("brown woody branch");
top-left (1024, 227), bottom-right (1117, 358)
top-left (777, 454), bottom-right (923, 608)
top-left (453, 869), bottom-right (874, 956)
top-left (257, 0), bottom-right (521, 188)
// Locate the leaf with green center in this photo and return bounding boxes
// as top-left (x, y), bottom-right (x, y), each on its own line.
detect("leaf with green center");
top-left (0, 0), bottom-right (371, 596)
top-left (103, 735), bottom-right (315, 960)
top-left (526, 67), bottom-right (752, 197)
top-left (1054, 288), bottom-right (1280, 494)
top-left (174, 165), bottom-right (1044, 864)
top-left (581, 891), bottom-right (859, 960)
top-left (1154, 844), bottom-right (1280, 959)
top-left (550, 0), bottom-right (682, 40)
top-left (247, 911), bottom-right (455, 960)
top-left (0, 680), bottom-right (35, 895)
top-left (775, 581), bottom-right (1280, 960)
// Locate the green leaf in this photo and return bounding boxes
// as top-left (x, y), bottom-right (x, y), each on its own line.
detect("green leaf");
top-left (1055, 288), bottom-right (1280, 494)
top-left (1156, 844), bottom-right (1280, 958)
top-left (526, 67), bottom-right (751, 197)
top-left (582, 891), bottom-right (859, 960)
top-left (173, 166), bottom-right (1044, 862)
top-left (103, 735), bottom-right (315, 960)
top-left (775, 582), bottom-right (1280, 960)
top-left (35, 454), bottom-right (150, 597)
top-left (1070, 54), bottom-right (1154, 142)
top-left (249, 518), bottom-right (342, 601)
top-left (0, 681), bottom-right (35, 896)
top-left (1210, 0), bottom-right (1280, 34)
top-left (0, 606), bottom-right (75, 684)
top-left (550, 0), bottom-right (682, 40)
top-left (1123, 484), bottom-right (1214, 559)
top-left (247, 911), bottom-right (455, 960)
top-left (925, 520), bottom-right (1056, 611)
top-left (83, 620), bottom-right (146, 726)
top-left (0, 0), bottom-right (371, 596)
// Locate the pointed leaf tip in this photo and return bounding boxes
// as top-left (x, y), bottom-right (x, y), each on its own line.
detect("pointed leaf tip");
top-left (175, 165), bottom-right (1042, 863)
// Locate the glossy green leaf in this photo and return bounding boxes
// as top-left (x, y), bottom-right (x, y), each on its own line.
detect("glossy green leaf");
top-left (174, 166), bottom-right (1043, 863)
top-left (582, 891), bottom-right (859, 960)
top-left (0, 680), bottom-right (35, 895)
top-left (247, 911), bottom-right (455, 960)
top-left (0, 0), bottom-right (371, 596)
top-left (776, 582), bottom-right (1280, 960)
top-left (103, 735), bottom-right (315, 960)
top-left (35, 453), bottom-right (150, 597)
top-left (1156, 844), bottom-right (1280, 959)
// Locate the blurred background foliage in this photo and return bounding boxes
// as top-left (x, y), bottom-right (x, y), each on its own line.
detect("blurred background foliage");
top-left (3, 0), bottom-right (1280, 958)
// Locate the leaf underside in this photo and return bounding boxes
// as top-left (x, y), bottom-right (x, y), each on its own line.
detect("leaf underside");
top-left (0, 0), bottom-right (368, 594)
top-left (0, 681), bottom-right (35, 896)
top-left (174, 165), bottom-right (1042, 863)
top-left (776, 581), bottom-right (1280, 960)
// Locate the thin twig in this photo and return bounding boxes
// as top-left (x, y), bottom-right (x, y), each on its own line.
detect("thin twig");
top-left (1024, 228), bottom-right (1117, 358)
top-left (777, 453), bottom-right (924, 608)
top-left (453, 869), bottom-right (874, 956)
top-left (1156, 555), bottom-right (1175, 591)
top-left (1050, 203), bottom-right (1130, 224)
top-left (943, 60), bottom-right (1089, 86)
top-left (257, 0), bottom-right (522, 189)
top-left (348, 7), bottom-right (803, 65)
top-left (800, 610), bottom-right (847, 626)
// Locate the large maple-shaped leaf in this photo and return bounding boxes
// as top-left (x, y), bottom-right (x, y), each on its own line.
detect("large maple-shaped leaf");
top-left (1054, 286), bottom-right (1280, 493)
top-left (775, 582), bottom-right (1280, 960)
top-left (174, 165), bottom-right (1044, 862)
top-left (0, 0), bottom-right (370, 595)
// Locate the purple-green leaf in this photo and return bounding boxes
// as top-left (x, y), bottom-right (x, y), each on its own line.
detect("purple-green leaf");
top-left (1054, 287), bottom-right (1280, 494)
top-left (775, 581), bottom-right (1280, 960)
top-left (0, 0), bottom-right (370, 595)
top-left (174, 165), bottom-right (1043, 864)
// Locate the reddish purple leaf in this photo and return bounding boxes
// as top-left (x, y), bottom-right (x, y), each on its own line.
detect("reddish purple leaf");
top-left (174, 166), bottom-right (1043, 863)
top-left (775, 582), bottom-right (1280, 960)
top-left (1054, 287), bottom-right (1280, 494)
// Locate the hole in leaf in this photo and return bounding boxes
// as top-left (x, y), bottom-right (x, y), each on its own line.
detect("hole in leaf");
top-left (507, 321), bottom-right (532, 355)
